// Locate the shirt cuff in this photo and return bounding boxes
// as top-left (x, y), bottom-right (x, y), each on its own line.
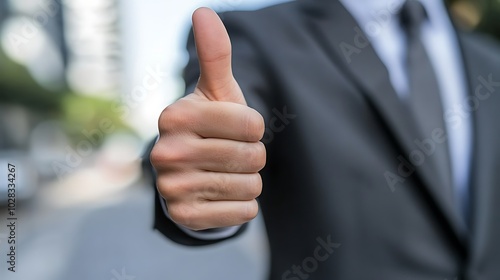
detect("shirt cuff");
top-left (157, 190), bottom-right (242, 240)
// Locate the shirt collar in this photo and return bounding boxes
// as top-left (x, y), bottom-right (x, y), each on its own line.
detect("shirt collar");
top-left (338, 0), bottom-right (448, 28)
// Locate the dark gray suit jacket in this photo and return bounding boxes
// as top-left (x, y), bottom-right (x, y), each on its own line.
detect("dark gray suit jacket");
top-left (151, 0), bottom-right (500, 279)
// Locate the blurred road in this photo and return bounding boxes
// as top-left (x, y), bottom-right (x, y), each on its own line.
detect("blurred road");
top-left (0, 181), bottom-right (269, 280)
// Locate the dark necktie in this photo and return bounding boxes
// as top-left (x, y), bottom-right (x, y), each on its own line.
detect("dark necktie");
top-left (400, 1), bottom-right (453, 192)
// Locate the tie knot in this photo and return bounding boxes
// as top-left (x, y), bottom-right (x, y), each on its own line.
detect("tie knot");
top-left (400, 0), bottom-right (428, 32)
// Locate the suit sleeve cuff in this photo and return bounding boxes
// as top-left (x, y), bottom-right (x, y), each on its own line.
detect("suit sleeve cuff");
top-left (157, 194), bottom-right (242, 240)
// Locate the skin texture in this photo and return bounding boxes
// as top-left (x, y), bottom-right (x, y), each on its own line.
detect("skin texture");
top-left (150, 8), bottom-right (266, 231)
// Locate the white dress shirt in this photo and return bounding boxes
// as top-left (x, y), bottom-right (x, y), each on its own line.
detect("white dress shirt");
top-left (341, 0), bottom-right (472, 222)
top-left (162, 0), bottom-right (473, 239)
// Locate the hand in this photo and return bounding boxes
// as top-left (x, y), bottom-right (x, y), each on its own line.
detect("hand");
top-left (151, 8), bottom-right (266, 231)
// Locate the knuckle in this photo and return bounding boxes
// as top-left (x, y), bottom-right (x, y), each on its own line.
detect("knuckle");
top-left (158, 104), bottom-right (177, 131)
top-left (244, 110), bottom-right (265, 141)
top-left (157, 176), bottom-right (186, 199)
top-left (149, 144), bottom-right (164, 168)
top-left (207, 173), bottom-right (231, 199)
top-left (242, 200), bottom-right (259, 221)
top-left (246, 142), bottom-right (267, 171)
top-left (150, 141), bottom-right (187, 168)
top-left (168, 203), bottom-right (196, 228)
top-left (158, 100), bottom-right (194, 132)
top-left (247, 173), bottom-right (263, 199)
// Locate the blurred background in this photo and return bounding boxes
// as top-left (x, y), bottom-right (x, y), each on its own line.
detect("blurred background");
top-left (0, 0), bottom-right (498, 279)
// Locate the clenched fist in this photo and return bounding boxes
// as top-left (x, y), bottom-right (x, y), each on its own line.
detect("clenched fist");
top-left (150, 8), bottom-right (266, 231)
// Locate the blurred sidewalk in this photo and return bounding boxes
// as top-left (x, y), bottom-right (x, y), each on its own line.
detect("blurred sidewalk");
top-left (0, 177), bottom-right (269, 280)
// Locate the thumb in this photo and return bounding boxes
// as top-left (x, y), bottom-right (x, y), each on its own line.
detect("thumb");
top-left (192, 7), bottom-right (245, 104)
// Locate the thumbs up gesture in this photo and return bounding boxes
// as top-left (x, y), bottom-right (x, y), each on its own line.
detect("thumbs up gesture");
top-left (151, 8), bottom-right (266, 231)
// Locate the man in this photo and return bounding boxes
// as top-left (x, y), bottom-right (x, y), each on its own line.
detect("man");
top-left (148, 0), bottom-right (500, 279)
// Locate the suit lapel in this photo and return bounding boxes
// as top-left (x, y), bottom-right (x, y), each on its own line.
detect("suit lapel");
top-left (300, 0), bottom-right (465, 241)
top-left (458, 33), bottom-right (500, 257)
